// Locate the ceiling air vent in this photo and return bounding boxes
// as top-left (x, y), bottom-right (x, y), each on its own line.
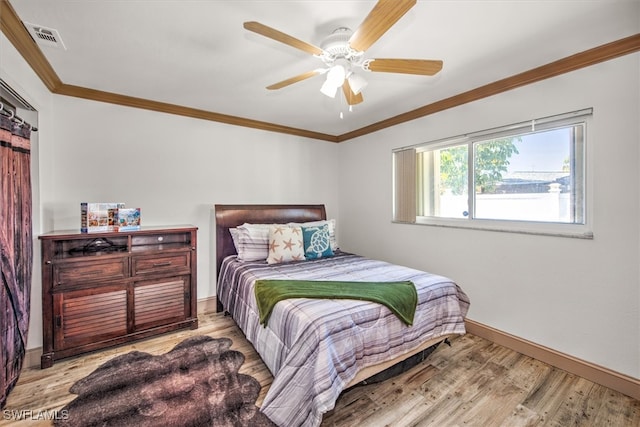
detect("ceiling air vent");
top-left (23, 22), bottom-right (67, 50)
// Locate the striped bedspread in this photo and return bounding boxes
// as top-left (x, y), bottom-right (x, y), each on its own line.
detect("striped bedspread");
top-left (217, 252), bottom-right (470, 427)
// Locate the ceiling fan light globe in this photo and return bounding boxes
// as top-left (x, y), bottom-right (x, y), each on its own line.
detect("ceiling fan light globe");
top-left (326, 64), bottom-right (346, 86)
top-left (348, 73), bottom-right (368, 95)
top-left (320, 80), bottom-right (339, 98)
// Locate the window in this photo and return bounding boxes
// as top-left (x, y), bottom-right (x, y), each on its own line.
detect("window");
top-left (393, 109), bottom-right (591, 237)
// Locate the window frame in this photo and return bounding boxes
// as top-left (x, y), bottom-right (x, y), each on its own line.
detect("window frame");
top-left (393, 109), bottom-right (593, 239)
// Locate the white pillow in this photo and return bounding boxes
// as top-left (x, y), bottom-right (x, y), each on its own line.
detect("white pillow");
top-left (229, 227), bottom-right (241, 251)
top-left (235, 223), bottom-right (271, 261)
top-left (266, 225), bottom-right (305, 264)
top-left (288, 219), bottom-right (338, 251)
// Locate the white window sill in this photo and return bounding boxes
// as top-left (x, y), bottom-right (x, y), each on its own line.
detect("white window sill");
top-left (395, 217), bottom-right (594, 239)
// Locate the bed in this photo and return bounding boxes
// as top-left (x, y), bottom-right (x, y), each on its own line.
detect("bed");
top-left (214, 204), bottom-right (470, 427)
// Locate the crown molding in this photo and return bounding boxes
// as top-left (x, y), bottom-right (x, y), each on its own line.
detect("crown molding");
top-left (0, 0), bottom-right (338, 143)
top-left (338, 33), bottom-right (640, 141)
top-left (2, 0), bottom-right (639, 143)
top-left (54, 83), bottom-right (339, 142)
top-left (0, 0), bottom-right (62, 92)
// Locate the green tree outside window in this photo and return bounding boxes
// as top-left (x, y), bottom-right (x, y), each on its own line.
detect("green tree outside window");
top-left (439, 138), bottom-right (520, 195)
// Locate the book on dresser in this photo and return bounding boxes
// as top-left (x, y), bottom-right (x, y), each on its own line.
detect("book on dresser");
top-left (38, 225), bottom-right (198, 368)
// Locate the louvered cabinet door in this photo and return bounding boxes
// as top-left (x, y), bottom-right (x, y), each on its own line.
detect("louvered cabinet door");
top-left (133, 276), bottom-right (190, 330)
top-left (53, 284), bottom-right (128, 350)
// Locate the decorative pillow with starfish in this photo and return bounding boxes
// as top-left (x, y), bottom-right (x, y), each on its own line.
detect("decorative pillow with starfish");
top-left (266, 225), bottom-right (305, 264)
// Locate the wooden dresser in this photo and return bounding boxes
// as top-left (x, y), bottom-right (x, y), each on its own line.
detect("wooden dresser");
top-left (38, 225), bottom-right (198, 368)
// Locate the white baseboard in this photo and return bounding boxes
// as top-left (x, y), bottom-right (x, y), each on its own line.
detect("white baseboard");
top-left (465, 318), bottom-right (640, 401)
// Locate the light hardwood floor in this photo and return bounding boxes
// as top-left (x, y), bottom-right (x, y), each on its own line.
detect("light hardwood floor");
top-left (3, 312), bottom-right (639, 426)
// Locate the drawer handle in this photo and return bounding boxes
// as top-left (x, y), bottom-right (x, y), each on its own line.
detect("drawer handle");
top-left (153, 261), bottom-right (172, 267)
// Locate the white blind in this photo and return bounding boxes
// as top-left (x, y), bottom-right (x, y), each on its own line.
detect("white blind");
top-left (393, 148), bottom-right (416, 223)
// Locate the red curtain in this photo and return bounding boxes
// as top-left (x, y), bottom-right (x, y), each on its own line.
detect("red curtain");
top-left (0, 114), bottom-right (32, 408)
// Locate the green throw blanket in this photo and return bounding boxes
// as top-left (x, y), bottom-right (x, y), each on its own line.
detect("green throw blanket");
top-left (254, 279), bottom-right (418, 327)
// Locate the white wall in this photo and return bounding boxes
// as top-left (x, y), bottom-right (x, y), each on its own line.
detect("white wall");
top-left (1, 34), bottom-right (340, 350)
top-left (3, 29), bottom-right (639, 381)
top-left (37, 98), bottom-right (341, 349)
top-left (337, 53), bottom-right (640, 379)
top-left (43, 94), bottom-right (341, 286)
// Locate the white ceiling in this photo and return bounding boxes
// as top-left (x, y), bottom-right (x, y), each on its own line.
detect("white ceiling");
top-left (8, 0), bottom-right (639, 136)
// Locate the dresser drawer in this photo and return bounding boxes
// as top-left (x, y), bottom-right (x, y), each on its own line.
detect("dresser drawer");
top-left (53, 257), bottom-right (129, 287)
top-left (131, 232), bottom-right (190, 247)
top-left (132, 252), bottom-right (190, 276)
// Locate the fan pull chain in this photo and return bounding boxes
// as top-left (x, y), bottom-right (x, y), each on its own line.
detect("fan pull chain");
top-left (339, 101), bottom-right (354, 119)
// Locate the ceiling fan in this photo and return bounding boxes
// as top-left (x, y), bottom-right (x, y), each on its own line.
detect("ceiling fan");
top-left (243, 0), bottom-right (443, 107)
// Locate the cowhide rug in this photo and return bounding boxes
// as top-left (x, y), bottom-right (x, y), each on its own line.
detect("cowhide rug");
top-left (55, 335), bottom-right (275, 427)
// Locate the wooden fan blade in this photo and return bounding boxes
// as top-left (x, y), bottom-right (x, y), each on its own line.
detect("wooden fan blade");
top-left (366, 58), bottom-right (443, 75)
top-left (342, 81), bottom-right (364, 105)
top-left (349, 0), bottom-right (416, 52)
top-left (266, 70), bottom-right (324, 90)
top-left (244, 21), bottom-right (324, 56)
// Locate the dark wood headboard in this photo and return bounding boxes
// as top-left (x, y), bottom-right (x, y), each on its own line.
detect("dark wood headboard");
top-left (214, 204), bottom-right (327, 277)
